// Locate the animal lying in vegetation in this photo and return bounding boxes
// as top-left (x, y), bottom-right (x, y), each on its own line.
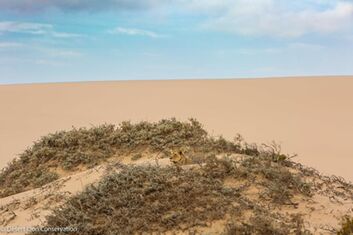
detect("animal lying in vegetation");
top-left (169, 149), bottom-right (191, 165)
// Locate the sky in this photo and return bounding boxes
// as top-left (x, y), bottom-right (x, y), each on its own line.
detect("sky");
top-left (0, 0), bottom-right (353, 84)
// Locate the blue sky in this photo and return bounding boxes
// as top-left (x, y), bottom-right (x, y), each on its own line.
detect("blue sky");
top-left (0, 0), bottom-right (353, 84)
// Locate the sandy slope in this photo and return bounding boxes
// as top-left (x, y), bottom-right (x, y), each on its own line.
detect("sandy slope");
top-left (0, 76), bottom-right (353, 181)
top-left (0, 154), bottom-right (169, 233)
top-left (0, 165), bottom-right (106, 231)
top-left (1, 154), bottom-right (352, 234)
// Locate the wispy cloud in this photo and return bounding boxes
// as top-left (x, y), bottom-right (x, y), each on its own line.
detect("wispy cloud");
top-left (0, 42), bottom-right (23, 48)
top-left (195, 0), bottom-right (353, 37)
top-left (109, 27), bottom-right (164, 38)
top-left (1, 1), bottom-right (353, 38)
top-left (0, 21), bottom-right (52, 34)
top-left (0, 0), bottom-right (162, 12)
top-left (34, 59), bottom-right (65, 67)
top-left (45, 49), bottom-right (83, 58)
top-left (287, 42), bottom-right (324, 50)
top-left (51, 32), bottom-right (83, 38)
top-left (0, 21), bottom-right (82, 38)
top-left (234, 47), bottom-right (282, 55)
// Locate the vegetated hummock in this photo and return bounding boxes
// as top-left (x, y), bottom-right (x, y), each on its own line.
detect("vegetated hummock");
top-left (1, 119), bottom-right (353, 234)
top-left (0, 118), bottom-right (241, 198)
top-left (33, 157), bottom-right (313, 235)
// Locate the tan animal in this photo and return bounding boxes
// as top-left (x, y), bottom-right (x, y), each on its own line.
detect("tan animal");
top-left (169, 149), bottom-right (190, 166)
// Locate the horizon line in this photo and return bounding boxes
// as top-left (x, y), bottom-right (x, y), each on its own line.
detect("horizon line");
top-left (1, 74), bottom-right (353, 86)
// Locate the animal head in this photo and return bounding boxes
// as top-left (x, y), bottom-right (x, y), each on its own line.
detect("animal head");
top-left (169, 149), bottom-right (185, 164)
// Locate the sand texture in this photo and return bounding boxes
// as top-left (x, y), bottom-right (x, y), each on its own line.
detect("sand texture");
top-left (1, 76), bottom-right (353, 181)
top-left (1, 153), bottom-right (352, 234)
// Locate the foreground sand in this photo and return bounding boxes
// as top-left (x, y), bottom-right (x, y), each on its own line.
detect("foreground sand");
top-left (1, 153), bottom-right (352, 234)
top-left (0, 76), bottom-right (353, 181)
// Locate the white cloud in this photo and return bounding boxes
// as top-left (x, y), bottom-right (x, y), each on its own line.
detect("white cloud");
top-left (0, 42), bottom-right (23, 48)
top-left (0, 0), bottom-right (162, 12)
top-left (45, 49), bottom-right (83, 58)
top-left (0, 21), bottom-right (82, 38)
top-left (287, 42), bottom-right (324, 50)
top-left (109, 27), bottom-right (164, 38)
top-left (35, 59), bottom-right (65, 66)
top-left (1, 1), bottom-right (352, 39)
top-left (234, 47), bottom-right (282, 55)
top-left (51, 32), bottom-right (83, 38)
top-left (186, 0), bottom-right (353, 37)
top-left (0, 21), bottom-right (52, 34)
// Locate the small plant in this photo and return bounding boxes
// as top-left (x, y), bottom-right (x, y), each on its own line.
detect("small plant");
top-left (337, 216), bottom-right (353, 235)
top-left (131, 153), bottom-right (143, 161)
top-left (223, 213), bottom-right (309, 235)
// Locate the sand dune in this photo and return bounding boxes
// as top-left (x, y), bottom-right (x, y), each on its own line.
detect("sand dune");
top-left (1, 153), bottom-right (352, 234)
top-left (1, 76), bottom-right (353, 181)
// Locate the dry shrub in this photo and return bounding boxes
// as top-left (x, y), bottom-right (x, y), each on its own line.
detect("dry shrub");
top-left (239, 156), bottom-right (312, 205)
top-left (31, 158), bottom-right (311, 235)
top-left (0, 118), bottom-right (242, 198)
top-left (224, 213), bottom-right (310, 235)
top-left (337, 216), bottom-right (353, 235)
top-left (32, 164), bottom-right (241, 234)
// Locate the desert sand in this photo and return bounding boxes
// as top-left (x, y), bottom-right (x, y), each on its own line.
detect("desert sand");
top-left (1, 76), bottom-right (353, 181)
top-left (1, 152), bottom-right (352, 234)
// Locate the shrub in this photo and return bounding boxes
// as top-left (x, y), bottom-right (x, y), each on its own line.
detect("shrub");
top-left (31, 158), bottom-right (312, 235)
top-left (0, 119), bottom-right (242, 198)
top-left (337, 216), bottom-right (353, 235)
top-left (32, 164), bottom-right (241, 234)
